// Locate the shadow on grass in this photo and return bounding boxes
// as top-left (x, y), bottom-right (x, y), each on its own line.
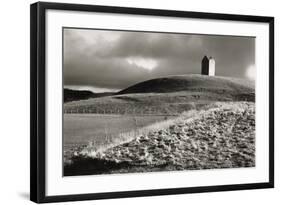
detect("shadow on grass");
top-left (64, 156), bottom-right (133, 176)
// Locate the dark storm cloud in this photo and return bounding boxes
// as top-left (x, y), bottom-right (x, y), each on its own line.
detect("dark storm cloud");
top-left (64, 28), bottom-right (255, 92)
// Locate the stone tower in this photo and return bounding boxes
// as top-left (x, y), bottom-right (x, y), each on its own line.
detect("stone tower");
top-left (201, 56), bottom-right (215, 76)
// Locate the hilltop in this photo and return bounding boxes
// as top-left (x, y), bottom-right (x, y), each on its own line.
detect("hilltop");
top-left (118, 74), bottom-right (254, 95)
top-left (64, 75), bottom-right (255, 114)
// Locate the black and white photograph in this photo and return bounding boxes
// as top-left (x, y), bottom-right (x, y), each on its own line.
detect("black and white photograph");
top-left (28, 1), bottom-right (275, 203)
top-left (63, 28), bottom-right (256, 176)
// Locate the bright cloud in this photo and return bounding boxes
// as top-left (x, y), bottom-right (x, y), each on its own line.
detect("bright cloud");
top-left (126, 57), bottom-right (158, 71)
top-left (246, 65), bottom-right (256, 80)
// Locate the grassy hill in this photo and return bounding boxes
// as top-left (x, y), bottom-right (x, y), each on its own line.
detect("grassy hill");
top-left (64, 88), bottom-right (114, 102)
top-left (64, 75), bottom-right (255, 115)
top-left (118, 74), bottom-right (254, 94)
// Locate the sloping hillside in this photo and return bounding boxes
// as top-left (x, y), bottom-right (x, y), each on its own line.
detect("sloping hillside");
top-left (118, 74), bottom-right (254, 94)
top-left (64, 75), bottom-right (255, 114)
top-left (64, 88), bottom-right (114, 102)
top-left (64, 89), bottom-right (95, 102)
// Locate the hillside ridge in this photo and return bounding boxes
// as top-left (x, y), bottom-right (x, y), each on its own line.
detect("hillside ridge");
top-left (64, 75), bottom-right (255, 114)
top-left (118, 74), bottom-right (254, 95)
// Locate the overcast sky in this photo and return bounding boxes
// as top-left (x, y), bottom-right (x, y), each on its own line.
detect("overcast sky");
top-left (64, 28), bottom-right (255, 93)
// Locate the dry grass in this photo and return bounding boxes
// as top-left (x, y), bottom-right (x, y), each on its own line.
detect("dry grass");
top-left (80, 101), bottom-right (253, 158)
top-left (63, 114), bottom-right (174, 163)
top-left (64, 101), bottom-right (255, 176)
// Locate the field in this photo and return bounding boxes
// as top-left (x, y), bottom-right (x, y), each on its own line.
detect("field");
top-left (63, 75), bottom-right (255, 176)
top-left (64, 102), bottom-right (255, 176)
top-left (64, 114), bottom-right (175, 163)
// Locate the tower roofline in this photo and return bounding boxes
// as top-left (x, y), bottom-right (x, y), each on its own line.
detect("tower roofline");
top-left (202, 55), bottom-right (209, 60)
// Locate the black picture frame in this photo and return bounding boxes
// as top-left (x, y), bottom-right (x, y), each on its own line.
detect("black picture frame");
top-left (30, 1), bottom-right (274, 203)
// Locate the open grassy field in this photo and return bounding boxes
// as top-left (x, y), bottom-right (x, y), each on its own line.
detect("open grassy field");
top-left (64, 114), bottom-right (174, 146)
top-left (64, 114), bottom-right (175, 163)
top-left (64, 94), bottom-right (211, 115)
